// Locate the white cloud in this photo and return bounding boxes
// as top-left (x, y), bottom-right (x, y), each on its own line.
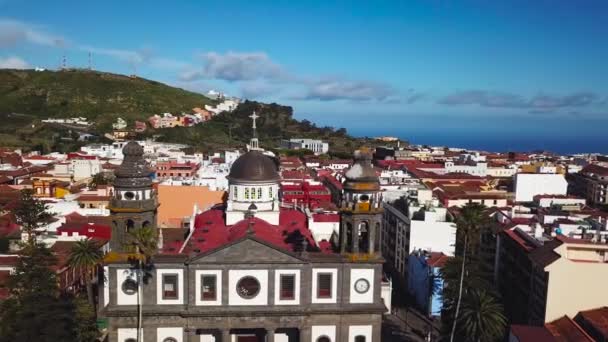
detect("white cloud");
top-left (0, 56), bottom-right (29, 69)
top-left (0, 18), bottom-right (65, 47)
top-left (181, 51), bottom-right (288, 82)
top-left (298, 78), bottom-right (396, 102)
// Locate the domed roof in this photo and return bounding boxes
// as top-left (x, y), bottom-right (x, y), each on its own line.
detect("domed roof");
top-left (122, 141), bottom-right (144, 157)
top-left (228, 151), bottom-right (280, 183)
top-left (113, 141), bottom-right (152, 188)
top-left (343, 148), bottom-right (380, 191)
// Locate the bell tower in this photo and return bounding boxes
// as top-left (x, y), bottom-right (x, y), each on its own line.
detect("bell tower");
top-left (339, 148), bottom-right (383, 254)
top-left (109, 141), bottom-right (158, 252)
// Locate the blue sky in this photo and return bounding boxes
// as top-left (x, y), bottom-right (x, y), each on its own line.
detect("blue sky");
top-left (1, 0), bottom-right (607, 151)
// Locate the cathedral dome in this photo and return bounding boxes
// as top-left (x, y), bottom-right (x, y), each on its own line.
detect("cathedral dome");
top-left (122, 141), bottom-right (144, 157)
top-left (114, 141), bottom-right (152, 188)
top-left (343, 148), bottom-right (380, 191)
top-left (228, 151), bottom-right (280, 184)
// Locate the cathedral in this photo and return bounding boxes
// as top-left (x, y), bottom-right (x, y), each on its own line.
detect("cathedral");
top-left (101, 115), bottom-right (385, 342)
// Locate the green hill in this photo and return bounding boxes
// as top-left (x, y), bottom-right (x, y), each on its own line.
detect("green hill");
top-left (0, 69), bottom-right (401, 156)
top-left (154, 100), bottom-right (365, 157)
top-left (0, 68), bottom-right (214, 127)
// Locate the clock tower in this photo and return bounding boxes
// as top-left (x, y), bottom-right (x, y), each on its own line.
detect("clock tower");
top-left (339, 148), bottom-right (383, 254)
top-left (109, 141), bottom-right (158, 252)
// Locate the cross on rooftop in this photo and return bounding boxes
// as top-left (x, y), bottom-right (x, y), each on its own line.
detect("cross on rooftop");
top-left (249, 111), bottom-right (259, 130)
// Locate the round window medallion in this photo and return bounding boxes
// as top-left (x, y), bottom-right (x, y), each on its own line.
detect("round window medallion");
top-left (124, 191), bottom-right (135, 200)
top-left (236, 276), bottom-right (260, 299)
top-left (354, 278), bottom-right (370, 294)
top-left (121, 278), bottom-right (138, 295)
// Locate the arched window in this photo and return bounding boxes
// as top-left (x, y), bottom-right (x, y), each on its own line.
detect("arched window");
top-left (316, 336), bottom-right (331, 342)
top-left (126, 219), bottom-right (135, 232)
top-left (163, 338), bottom-right (178, 342)
top-left (355, 336), bottom-right (366, 342)
top-left (142, 221), bottom-right (151, 229)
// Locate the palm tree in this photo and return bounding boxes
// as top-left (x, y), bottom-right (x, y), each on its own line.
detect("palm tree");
top-left (457, 289), bottom-right (507, 341)
top-left (449, 203), bottom-right (490, 342)
top-left (68, 239), bottom-right (103, 309)
top-left (124, 226), bottom-right (158, 342)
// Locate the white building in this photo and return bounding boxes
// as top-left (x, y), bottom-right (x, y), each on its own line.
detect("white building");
top-left (281, 139), bottom-right (329, 155)
top-left (112, 117), bottom-right (127, 130)
top-left (382, 189), bottom-right (456, 277)
top-left (205, 98), bottom-right (240, 115)
top-left (514, 173), bottom-right (568, 202)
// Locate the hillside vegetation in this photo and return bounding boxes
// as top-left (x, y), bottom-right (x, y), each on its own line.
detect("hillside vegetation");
top-left (154, 100), bottom-right (371, 157)
top-left (0, 68), bottom-right (214, 128)
top-left (0, 69), bottom-right (396, 156)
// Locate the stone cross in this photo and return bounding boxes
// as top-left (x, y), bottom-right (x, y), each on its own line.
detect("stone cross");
top-left (249, 111), bottom-right (259, 130)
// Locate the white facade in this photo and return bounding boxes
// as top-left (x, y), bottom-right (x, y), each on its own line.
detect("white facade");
top-left (282, 139), bottom-right (329, 155)
top-left (349, 268), bottom-right (375, 304)
top-left (311, 326), bottom-right (336, 342)
top-left (228, 269), bottom-right (269, 306)
top-left (71, 158), bottom-right (101, 180)
top-left (157, 328), bottom-right (183, 342)
top-left (205, 99), bottom-right (240, 115)
top-left (514, 173), bottom-right (568, 202)
top-left (409, 214), bottom-right (457, 256)
top-left (226, 182), bottom-right (280, 225)
top-left (535, 196), bottom-right (586, 208)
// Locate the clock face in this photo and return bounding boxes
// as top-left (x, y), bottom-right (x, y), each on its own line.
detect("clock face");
top-left (354, 278), bottom-right (370, 294)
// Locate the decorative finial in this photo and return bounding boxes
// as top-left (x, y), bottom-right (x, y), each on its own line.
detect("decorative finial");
top-left (249, 111), bottom-right (259, 137)
top-left (248, 111), bottom-right (261, 150)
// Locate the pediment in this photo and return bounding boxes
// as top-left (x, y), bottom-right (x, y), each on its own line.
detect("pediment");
top-left (188, 237), bottom-right (305, 264)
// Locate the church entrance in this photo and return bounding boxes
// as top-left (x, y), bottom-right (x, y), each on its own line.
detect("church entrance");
top-left (236, 335), bottom-right (259, 342)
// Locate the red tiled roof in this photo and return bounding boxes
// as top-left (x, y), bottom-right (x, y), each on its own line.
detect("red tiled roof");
top-left (0, 255), bottom-right (20, 266)
top-left (581, 164), bottom-right (608, 177)
top-left (23, 155), bottom-right (56, 161)
top-left (281, 170), bottom-right (310, 180)
top-left (169, 208), bottom-right (319, 256)
top-left (510, 325), bottom-right (557, 341)
top-left (56, 222), bottom-right (111, 240)
top-left (546, 316), bottom-right (594, 341)
top-left (502, 228), bottom-right (539, 252)
top-left (427, 252), bottom-right (450, 268)
top-left (529, 239), bottom-right (563, 267)
top-left (576, 307), bottom-right (608, 339)
top-left (312, 213), bottom-right (340, 222)
top-left (77, 195), bottom-right (111, 202)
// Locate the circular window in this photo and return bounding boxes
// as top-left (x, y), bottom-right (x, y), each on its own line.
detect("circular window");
top-left (121, 278), bottom-right (138, 295)
top-left (124, 191), bottom-right (135, 200)
top-left (359, 194), bottom-right (370, 201)
top-left (317, 336), bottom-right (331, 342)
top-left (236, 276), bottom-right (260, 299)
top-left (163, 338), bottom-right (177, 342)
top-left (354, 278), bottom-right (370, 294)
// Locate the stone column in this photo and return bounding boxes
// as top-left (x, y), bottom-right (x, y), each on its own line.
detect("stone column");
top-left (340, 222), bottom-right (347, 253)
top-left (222, 329), bottom-right (231, 342)
top-left (352, 220), bottom-right (360, 253)
top-left (368, 222), bottom-right (375, 254)
top-left (266, 328), bottom-right (275, 342)
top-left (299, 326), bottom-right (311, 342)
